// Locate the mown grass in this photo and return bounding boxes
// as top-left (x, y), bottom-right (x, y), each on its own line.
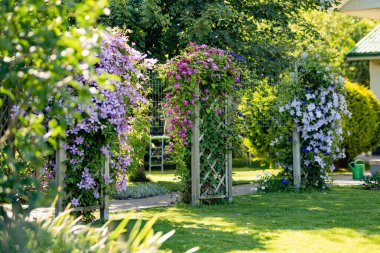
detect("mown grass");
top-left (145, 158), bottom-right (280, 191)
top-left (111, 186), bottom-right (380, 253)
top-left (145, 170), bottom-right (180, 191)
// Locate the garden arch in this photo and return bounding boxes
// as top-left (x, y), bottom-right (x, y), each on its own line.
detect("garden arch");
top-left (190, 87), bottom-right (233, 205)
top-left (159, 44), bottom-right (243, 205)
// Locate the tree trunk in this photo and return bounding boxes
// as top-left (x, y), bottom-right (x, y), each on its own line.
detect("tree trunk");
top-left (137, 165), bottom-right (147, 180)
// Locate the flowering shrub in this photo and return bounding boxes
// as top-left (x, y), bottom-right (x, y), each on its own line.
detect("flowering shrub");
top-left (363, 174), bottom-right (380, 190)
top-left (161, 43), bottom-right (243, 202)
top-left (42, 31), bottom-right (156, 217)
top-left (244, 54), bottom-right (350, 190)
top-left (254, 172), bottom-right (293, 193)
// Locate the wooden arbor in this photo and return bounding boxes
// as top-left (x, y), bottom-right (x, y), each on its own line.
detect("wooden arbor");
top-left (55, 139), bottom-right (110, 220)
top-left (191, 88), bottom-right (233, 205)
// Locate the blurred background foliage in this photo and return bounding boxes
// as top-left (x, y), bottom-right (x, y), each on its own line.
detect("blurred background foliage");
top-left (339, 81), bottom-right (380, 166)
top-left (299, 11), bottom-right (379, 86)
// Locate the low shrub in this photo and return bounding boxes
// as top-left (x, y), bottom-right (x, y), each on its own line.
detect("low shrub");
top-left (339, 81), bottom-right (380, 166)
top-left (112, 183), bottom-right (169, 200)
top-left (254, 172), bottom-right (294, 193)
top-left (363, 173), bottom-right (380, 190)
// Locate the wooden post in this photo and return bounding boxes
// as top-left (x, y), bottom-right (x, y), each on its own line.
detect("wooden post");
top-left (292, 128), bottom-right (301, 190)
top-left (55, 139), bottom-right (67, 216)
top-left (9, 137), bottom-right (16, 174)
top-left (191, 88), bottom-right (200, 205)
top-left (100, 155), bottom-right (110, 220)
top-left (226, 96), bottom-right (233, 202)
top-left (292, 62), bottom-right (301, 190)
top-left (149, 138), bottom-right (152, 173)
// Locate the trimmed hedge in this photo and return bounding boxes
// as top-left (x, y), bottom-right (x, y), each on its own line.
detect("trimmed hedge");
top-left (340, 81), bottom-right (380, 164)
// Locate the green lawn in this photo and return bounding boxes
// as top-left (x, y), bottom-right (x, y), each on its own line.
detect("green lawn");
top-left (145, 158), bottom-right (279, 191)
top-left (146, 170), bottom-right (180, 191)
top-left (112, 187), bottom-right (380, 252)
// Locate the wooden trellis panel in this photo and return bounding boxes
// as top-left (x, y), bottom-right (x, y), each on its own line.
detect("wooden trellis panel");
top-left (191, 91), bottom-right (233, 205)
top-left (55, 139), bottom-right (109, 220)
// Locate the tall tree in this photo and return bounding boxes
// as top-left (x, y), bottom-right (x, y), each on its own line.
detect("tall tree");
top-left (100, 0), bottom-right (339, 76)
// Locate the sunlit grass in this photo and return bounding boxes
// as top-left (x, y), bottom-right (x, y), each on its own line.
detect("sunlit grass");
top-left (111, 187), bottom-right (380, 252)
top-left (146, 170), bottom-right (180, 191)
top-left (145, 158), bottom-right (280, 191)
top-left (232, 167), bottom-right (280, 185)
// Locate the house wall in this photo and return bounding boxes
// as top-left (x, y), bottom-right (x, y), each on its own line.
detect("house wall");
top-left (370, 60), bottom-right (380, 101)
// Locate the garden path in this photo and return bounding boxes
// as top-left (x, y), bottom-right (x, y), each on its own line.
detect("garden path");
top-left (21, 174), bottom-right (364, 220)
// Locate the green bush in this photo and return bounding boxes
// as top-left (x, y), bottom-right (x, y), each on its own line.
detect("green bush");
top-left (127, 103), bottom-right (151, 183)
top-left (340, 81), bottom-right (380, 165)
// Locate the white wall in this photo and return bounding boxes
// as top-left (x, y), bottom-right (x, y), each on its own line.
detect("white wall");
top-left (370, 60), bottom-right (380, 102)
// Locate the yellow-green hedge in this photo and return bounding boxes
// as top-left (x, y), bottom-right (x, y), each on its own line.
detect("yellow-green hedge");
top-left (341, 81), bottom-right (380, 163)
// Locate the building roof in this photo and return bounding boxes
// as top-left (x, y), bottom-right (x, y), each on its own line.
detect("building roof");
top-left (338, 0), bottom-right (380, 20)
top-left (347, 25), bottom-right (380, 61)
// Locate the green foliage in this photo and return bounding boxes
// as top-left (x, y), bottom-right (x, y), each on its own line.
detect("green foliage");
top-left (340, 81), bottom-right (380, 164)
top-left (301, 11), bottom-right (379, 86)
top-left (112, 183), bottom-right (169, 200)
top-left (363, 173), bottom-right (380, 190)
top-left (0, 210), bottom-right (175, 252)
top-left (127, 100), bottom-right (151, 182)
top-left (241, 79), bottom-right (290, 164)
top-left (169, 136), bottom-right (191, 203)
top-left (0, 0), bottom-right (108, 218)
top-left (101, 0), bottom-right (339, 76)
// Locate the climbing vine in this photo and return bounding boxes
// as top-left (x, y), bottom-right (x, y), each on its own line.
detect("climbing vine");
top-left (162, 43), bottom-right (243, 201)
top-left (243, 54), bottom-right (351, 190)
top-left (43, 31), bottom-right (156, 218)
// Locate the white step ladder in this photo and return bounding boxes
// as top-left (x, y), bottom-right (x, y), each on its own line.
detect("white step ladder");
top-left (148, 135), bottom-right (169, 173)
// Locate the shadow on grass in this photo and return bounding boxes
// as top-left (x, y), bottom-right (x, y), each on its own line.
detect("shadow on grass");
top-left (109, 186), bottom-right (380, 252)
top-left (95, 217), bottom-right (268, 252)
top-left (207, 187), bottom-right (380, 233)
top-left (151, 219), bottom-right (267, 252)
